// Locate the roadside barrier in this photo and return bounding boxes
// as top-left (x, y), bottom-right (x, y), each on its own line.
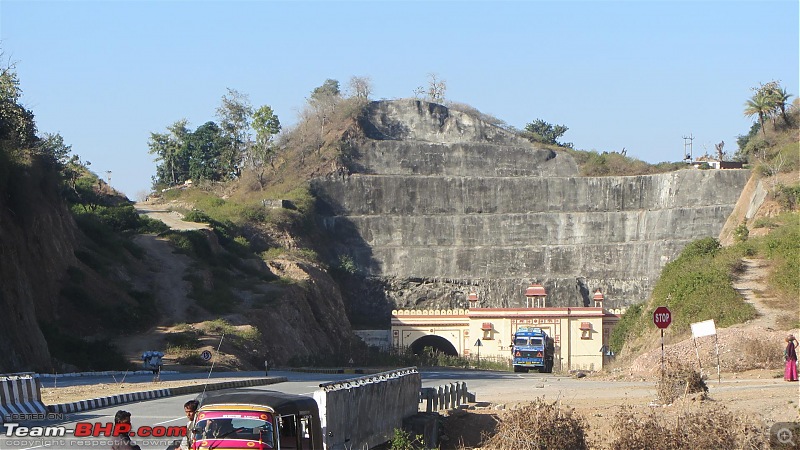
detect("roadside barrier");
top-left (419, 381), bottom-right (472, 412)
top-left (0, 373), bottom-right (46, 423)
top-left (46, 376), bottom-right (288, 415)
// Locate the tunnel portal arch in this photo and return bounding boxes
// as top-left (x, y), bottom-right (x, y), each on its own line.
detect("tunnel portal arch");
top-left (409, 334), bottom-right (459, 356)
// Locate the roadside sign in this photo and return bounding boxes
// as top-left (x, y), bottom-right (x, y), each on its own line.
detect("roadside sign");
top-left (474, 340), bottom-right (482, 347)
top-left (653, 306), bottom-right (672, 329)
top-left (201, 350), bottom-right (212, 361)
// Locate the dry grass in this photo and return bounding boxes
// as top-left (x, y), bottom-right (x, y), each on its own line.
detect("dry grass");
top-left (480, 399), bottom-right (590, 450)
top-left (607, 404), bottom-right (766, 450)
top-left (656, 359), bottom-right (708, 405)
top-left (739, 337), bottom-right (786, 370)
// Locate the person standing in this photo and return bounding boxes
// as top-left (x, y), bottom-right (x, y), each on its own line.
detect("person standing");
top-left (785, 334), bottom-right (798, 382)
top-left (179, 400), bottom-right (200, 450)
top-left (111, 410), bottom-right (141, 450)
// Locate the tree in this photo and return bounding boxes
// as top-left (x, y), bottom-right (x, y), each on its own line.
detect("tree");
top-left (745, 81), bottom-right (794, 132)
top-left (348, 76), bottom-right (372, 100)
top-left (523, 119), bottom-right (571, 147)
top-left (148, 119), bottom-right (190, 186)
top-left (0, 56), bottom-right (37, 150)
top-left (309, 79), bottom-right (341, 141)
top-left (251, 105), bottom-right (281, 188)
top-left (216, 88), bottom-right (253, 179)
top-left (764, 83), bottom-right (793, 126)
top-left (37, 132), bottom-right (72, 166)
top-left (743, 92), bottom-right (770, 136)
top-left (311, 79), bottom-right (341, 101)
top-left (426, 73), bottom-right (446, 103)
top-left (186, 121), bottom-right (226, 182)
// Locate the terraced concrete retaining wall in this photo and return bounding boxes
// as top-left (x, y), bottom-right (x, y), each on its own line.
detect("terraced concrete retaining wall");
top-left (313, 100), bottom-right (751, 313)
top-left (314, 367), bottom-right (421, 450)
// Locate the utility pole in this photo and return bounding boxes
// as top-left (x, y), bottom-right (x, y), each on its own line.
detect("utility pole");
top-left (682, 134), bottom-right (694, 162)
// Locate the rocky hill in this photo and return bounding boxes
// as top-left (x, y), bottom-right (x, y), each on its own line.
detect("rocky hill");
top-left (0, 99), bottom-right (762, 372)
top-left (312, 100), bottom-right (750, 325)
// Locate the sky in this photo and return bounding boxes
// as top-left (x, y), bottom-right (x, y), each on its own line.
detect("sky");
top-left (1, 0), bottom-right (798, 199)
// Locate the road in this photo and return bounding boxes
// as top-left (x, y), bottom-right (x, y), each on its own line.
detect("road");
top-left (0, 369), bottom-right (584, 450)
top-left (4, 369), bottom-right (791, 449)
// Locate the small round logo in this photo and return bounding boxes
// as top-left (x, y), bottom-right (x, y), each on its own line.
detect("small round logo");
top-left (201, 350), bottom-right (212, 361)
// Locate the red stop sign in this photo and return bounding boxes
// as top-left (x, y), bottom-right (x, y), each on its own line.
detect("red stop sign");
top-left (653, 306), bottom-right (672, 329)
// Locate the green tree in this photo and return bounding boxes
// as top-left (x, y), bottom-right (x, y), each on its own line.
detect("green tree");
top-left (0, 58), bottom-right (37, 151)
top-left (309, 79), bottom-right (341, 140)
top-left (216, 88), bottom-right (253, 179)
top-left (523, 119), bottom-right (572, 147)
top-left (37, 132), bottom-right (72, 166)
top-left (766, 84), bottom-right (792, 126)
top-left (186, 121), bottom-right (226, 182)
top-left (311, 79), bottom-right (341, 101)
top-left (743, 92), bottom-right (771, 136)
top-left (149, 119), bottom-right (190, 186)
top-left (251, 105), bottom-right (281, 188)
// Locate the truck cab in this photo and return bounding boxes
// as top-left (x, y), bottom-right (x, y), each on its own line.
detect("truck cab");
top-left (511, 327), bottom-right (554, 373)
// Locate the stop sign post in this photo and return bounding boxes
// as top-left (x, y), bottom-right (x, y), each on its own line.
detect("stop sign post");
top-left (653, 306), bottom-right (672, 329)
top-left (653, 306), bottom-right (672, 375)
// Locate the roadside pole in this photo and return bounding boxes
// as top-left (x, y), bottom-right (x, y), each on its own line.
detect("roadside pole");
top-left (653, 306), bottom-right (672, 378)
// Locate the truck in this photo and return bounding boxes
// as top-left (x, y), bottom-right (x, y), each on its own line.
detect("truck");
top-left (511, 326), bottom-right (554, 373)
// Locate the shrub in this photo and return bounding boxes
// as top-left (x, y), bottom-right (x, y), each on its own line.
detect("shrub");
top-left (609, 404), bottom-right (765, 450)
top-left (774, 184), bottom-right (800, 211)
top-left (388, 428), bottom-right (425, 450)
top-left (733, 222), bottom-right (749, 242)
top-left (482, 399), bottom-right (590, 450)
top-left (165, 330), bottom-right (202, 350)
top-left (655, 359), bottom-right (707, 405)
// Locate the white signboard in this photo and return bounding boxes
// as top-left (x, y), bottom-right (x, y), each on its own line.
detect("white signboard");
top-left (691, 319), bottom-right (717, 338)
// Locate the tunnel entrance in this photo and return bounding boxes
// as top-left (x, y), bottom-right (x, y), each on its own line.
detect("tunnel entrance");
top-left (409, 335), bottom-right (459, 356)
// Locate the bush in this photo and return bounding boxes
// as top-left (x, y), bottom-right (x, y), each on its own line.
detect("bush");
top-left (165, 330), bottom-right (202, 350)
top-left (733, 222), bottom-right (749, 242)
top-left (388, 428), bottom-right (425, 450)
top-left (655, 359), bottom-right (708, 405)
top-left (609, 404), bottom-right (765, 450)
top-left (482, 399), bottom-right (590, 450)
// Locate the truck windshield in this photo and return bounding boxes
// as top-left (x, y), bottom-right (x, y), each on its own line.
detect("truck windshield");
top-left (514, 338), bottom-right (528, 346)
top-left (193, 410), bottom-right (274, 448)
top-left (530, 338), bottom-right (543, 346)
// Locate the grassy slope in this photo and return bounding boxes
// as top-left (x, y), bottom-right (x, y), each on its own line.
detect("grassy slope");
top-left (610, 108), bottom-right (800, 358)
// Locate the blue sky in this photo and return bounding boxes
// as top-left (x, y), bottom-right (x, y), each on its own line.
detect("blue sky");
top-left (2, 0), bottom-right (798, 198)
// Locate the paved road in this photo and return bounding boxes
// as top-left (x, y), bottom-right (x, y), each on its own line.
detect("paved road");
top-left (0, 369), bottom-right (658, 450)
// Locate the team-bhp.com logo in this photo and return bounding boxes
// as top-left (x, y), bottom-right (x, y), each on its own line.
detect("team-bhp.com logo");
top-left (5, 422), bottom-right (186, 438)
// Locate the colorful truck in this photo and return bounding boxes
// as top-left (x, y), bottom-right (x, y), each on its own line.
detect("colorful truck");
top-left (511, 326), bottom-right (554, 373)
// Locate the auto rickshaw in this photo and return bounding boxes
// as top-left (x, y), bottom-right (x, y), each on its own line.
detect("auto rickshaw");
top-left (190, 389), bottom-right (323, 450)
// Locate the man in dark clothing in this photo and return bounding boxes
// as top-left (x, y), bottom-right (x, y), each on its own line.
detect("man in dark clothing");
top-left (110, 410), bottom-right (141, 450)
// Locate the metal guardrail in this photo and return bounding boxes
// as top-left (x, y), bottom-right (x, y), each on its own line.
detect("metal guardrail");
top-left (318, 366), bottom-right (419, 392)
top-left (419, 381), bottom-right (473, 412)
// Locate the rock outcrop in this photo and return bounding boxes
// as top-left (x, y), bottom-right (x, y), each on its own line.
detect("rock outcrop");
top-left (0, 164), bottom-right (76, 372)
top-left (313, 100), bottom-right (750, 320)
